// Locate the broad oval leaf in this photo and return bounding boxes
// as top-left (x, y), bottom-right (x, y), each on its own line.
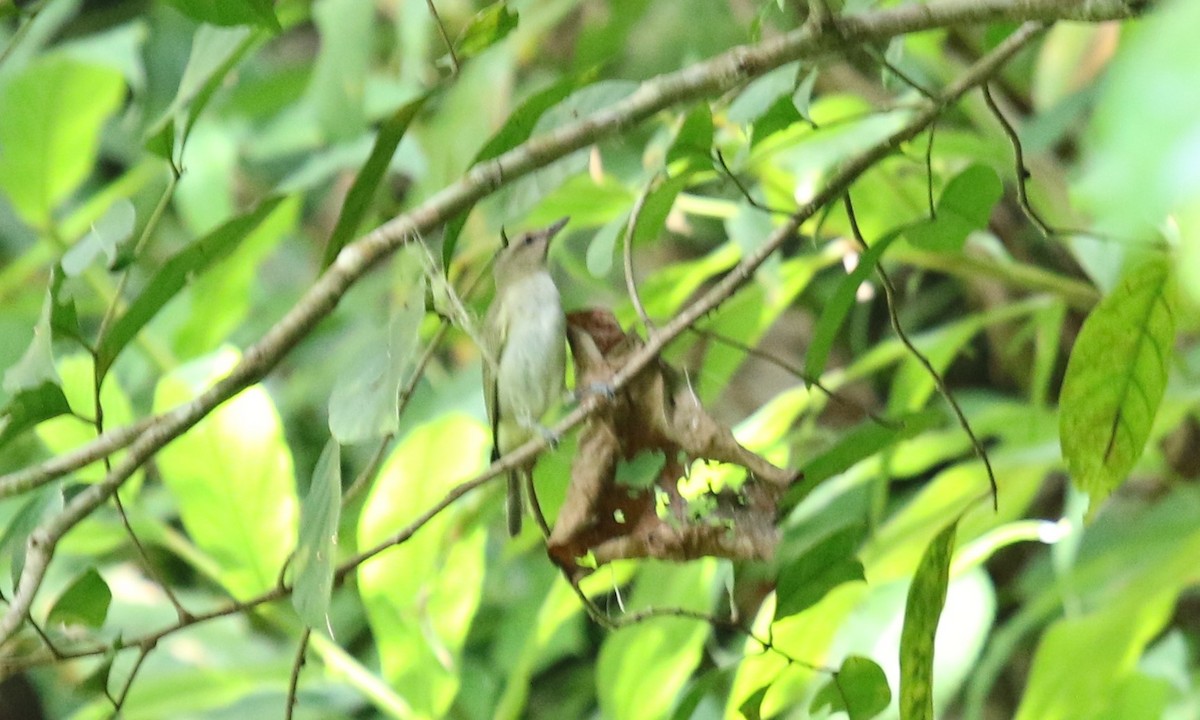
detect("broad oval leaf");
top-left (47, 567), bottom-right (111, 628)
top-left (1059, 258), bottom-right (1175, 510)
top-left (811, 655), bottom-right (891, 720)
top-left (899, 520), bottom-right (956, 720)
top-left (0, 56), bottom-right (125, 228)
top-left (357, 415), bottom-right (488, 718)
top-left (905, 164), bottom-right (1002, 253)
top-left (153, 348), bottom-right (299, 599)
top-left (596, 559), bottom-right (718, 720)
top-left (775, 526), bottom-right (865, 621)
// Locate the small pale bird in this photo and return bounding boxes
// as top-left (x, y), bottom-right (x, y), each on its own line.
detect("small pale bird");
top-left (483, 217), bottom-right (569, 536)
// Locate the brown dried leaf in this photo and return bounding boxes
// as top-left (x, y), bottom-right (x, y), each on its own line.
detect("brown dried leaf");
top-left (547, 309), bottom-right (799, 578)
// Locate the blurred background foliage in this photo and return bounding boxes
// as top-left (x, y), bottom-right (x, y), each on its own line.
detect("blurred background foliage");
top-left (0, 0), bottom-right (1198, 718)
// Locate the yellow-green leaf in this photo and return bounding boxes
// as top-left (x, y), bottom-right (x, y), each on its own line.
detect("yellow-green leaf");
top-left (1059, 258), bottom-right (1175, 509)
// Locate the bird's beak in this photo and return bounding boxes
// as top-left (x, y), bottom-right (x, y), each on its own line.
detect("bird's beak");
top-left (543, 216), bottom-right (570, 243)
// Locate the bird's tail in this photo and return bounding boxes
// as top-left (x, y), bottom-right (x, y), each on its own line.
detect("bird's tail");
top-left (506, 471), bottom-right (523, 536)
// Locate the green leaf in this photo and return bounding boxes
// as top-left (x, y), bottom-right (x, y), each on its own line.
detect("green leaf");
top-left (752, 93), bottom-right (803, 147)
top-left (738, 684), bottom-right (769, 720)
top-left (793, 67), bottom-right (818, 123)
top-left (805, 227), bottom-right (904, 381)
top-left (525, 174), bottom-right (634, 229)
top-left (0, 270), bottom-right (79, 448)
top-left (162, 0), bottom-right (279, 30)
top-left (306, 0), bottom-right (373, 141)
top-left (328, 248), bottom-right (425, 443)
top-left (146, 26), bottom-right (258, 159)
top-left (47, 567), bottom-right (111, 628)
top-left (585, 215), bottom-right (625, 277)
top-left (35, 354), bottom-right (137, 485)
top-left (441, 73), bottom-right (581, 265)
top-left (0, 55), bottom-right (125, 228)
top-left (775, 526), bottom-right (865, 621)
top-left (0, 485), bottom-right (63, 590)
top-left (906, 165), bottom-right (1003, 252)
top-left (1079, 0), bottom-right (1200, 236)
top-left (357, 415), bottom-right (488, 718)
top-left (787, 410), bottom-right (942, 508)
top-left (96, 197), bottom-right (287, 380)
top-left (811, 656), bottom-right (892, 720)
top-left (78, 647), bottom-right (117, 697)
top-left (292, 439), bottom-right (341, 630)
top-left (153, 349), bottom-right (298, 599)
top-left (1014, 594), bottom-right (1179, 720)
top-left (61, 199), bottom-right (136, 276)
top-left (173, 196), bottom-right (299, 357)
top-left (0, 382), bottom-right (72, 450)
top-left (321, 93), bottom-right (431, 269)
top-left (666, 103), bottom-right (714, 170)
top-left (899, 520), bottom-right (957, 720)
top-left (596, 560), bottom-right (718, 720)
top-left (454, 1), bottom-right (519, 60)
top-left (1059, 258), bottom-right (1175, 509)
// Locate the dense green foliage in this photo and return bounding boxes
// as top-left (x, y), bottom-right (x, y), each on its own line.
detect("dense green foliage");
top-left (0, 0), bottom-right (1198, 719)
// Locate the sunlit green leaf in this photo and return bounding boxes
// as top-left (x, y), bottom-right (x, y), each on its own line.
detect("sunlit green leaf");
top-left (811, 656), bottom-right (891, 720)
top-left (47, 567), bottom-right (111, 628)
top-left (292, 439), bottom-right (341, 630)
top-left (906, 165), bottom-right (1002, 252)
top-left (899, 520), bottom-right (956, 720)
top-left (454, 1), bottom-right (519, 60)
top-left (597, 560), bottom-right (718, 720)
top-left (163, 0), bottom-right (279, 30)
top-left (153, 348), bottom-right (298, 599)
top-left (35, 354), bottom-right (136, 485)
top-left (1059, 258), bottom-right (1175, 509)
top-left (357, 415), bottom-right (488, 718)
top-left (787, 410), bottom-right (942, 508)
top-left (0, 55), bottom-right (125, 228)
top-left (775, 525), bottom-right (865, 621)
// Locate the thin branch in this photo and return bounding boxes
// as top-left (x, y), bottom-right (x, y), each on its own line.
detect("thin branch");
top-left (0, 2), bottom-right (1133, 647)
top-left (981, 82), bottom-right (1053, 239)
top-left (284, 627), bottom-right (312, 720)
top-left (0, 416), bottom-right (155, 499)
top-left (623, 179), bottom-right (659, 332)
top-left (714, 150), bottom-right (797, 217)
top-left (425, 0), bottom-right (460, 76)
top-left (842, 193), bottom-right (1000, 510)
top-left (106, 640), bottom-right (154, 719)
top-left (687, 327), bottom-right (899, 428)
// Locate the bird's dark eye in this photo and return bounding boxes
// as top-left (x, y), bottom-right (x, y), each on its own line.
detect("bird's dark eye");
top-left (523, 235), bottom-right (535, 246)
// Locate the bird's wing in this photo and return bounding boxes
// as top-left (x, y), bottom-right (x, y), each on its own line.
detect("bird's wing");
top-left (482, 297), bottom-right (506, 462)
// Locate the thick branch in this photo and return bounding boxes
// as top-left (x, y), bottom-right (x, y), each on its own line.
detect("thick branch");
top-left (0, 0), bottom-right (1141, 647)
